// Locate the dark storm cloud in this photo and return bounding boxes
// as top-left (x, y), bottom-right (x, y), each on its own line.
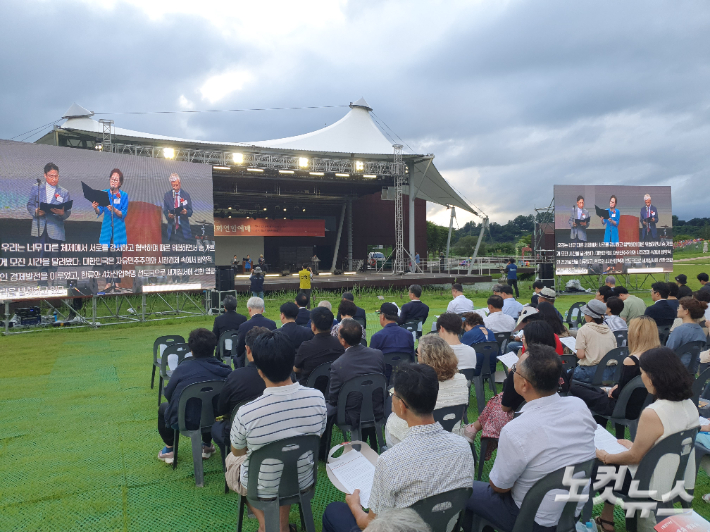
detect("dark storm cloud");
top-left (1, 0), bottom-right (709, 222)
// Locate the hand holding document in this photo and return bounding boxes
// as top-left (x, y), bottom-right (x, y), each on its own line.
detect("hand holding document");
top-left (497, 352), bottom-right (519, 370)
top-left (327, 442), bottom-right (378, 509)
top-left (559, 336), bottom-right (577, 354)
top-left (594, 426), bottom-right (628, 455)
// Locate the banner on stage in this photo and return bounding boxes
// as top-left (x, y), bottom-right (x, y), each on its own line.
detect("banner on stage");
top-left (553, 185), bottom-right (672, 276)
top-left (0, 140), bottom-right (216, 300)
top-left (213, 217), bottom-right (325, 237)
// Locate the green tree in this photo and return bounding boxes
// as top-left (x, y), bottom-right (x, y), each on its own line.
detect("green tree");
top-left (452, 235), bottom-right (484, 257)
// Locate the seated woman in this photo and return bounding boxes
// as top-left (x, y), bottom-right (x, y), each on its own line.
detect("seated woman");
top-left (571, 299), bottom-right (617, 383)
top-left (461, 312), bottom-right (497, 376)
top-left (666, 296), bottom-right (708, 350)
top-left (594, 347), bottom-right (699, 532)
top-left (569, 315), bottom-right (659, 423)
top-left (463, 321), bottom-right (557, 457)
top-left (384, 335), bottom-right (468, 447)
top-left (331, 300), bottom-right (365, 340)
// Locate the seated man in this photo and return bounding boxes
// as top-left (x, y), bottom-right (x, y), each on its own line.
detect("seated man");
top-left (157, 328), bottom-right (232, 463)
top-left (370, 302), bottom-right (414, 355)
top-left (604, 296), bottom-right (627, 333)
top-left (337, 291), bottom-right (367, 327)
top-left (530, 280), bottom-right (545, 308)
top-left (211, 327), bottom-right (268, 454)
top-left (447, 282), bottom-right (474, 314)
top-left (615, 286), bottom-right (646, 323)
top-left (644, 281), bottom-right (676, 326)
top-left (483, 295), bottom-right (516, 333)
top-left (495, 284), bottom-right (523, 320)
top-left (465, 344), bottom-right (596, 532)
top-left (295, 291), bottom-right (311, 326)
top-left (278, 301), bottom-right (314, 351)
top-left (226, 330), bottom-right (327, 531)
top-left (294, 306), bottom-right (344, 388)
top-left (399, 284), bottom-right (429, 327)
top-left (305, 300), bottom-right (338, 330)
top-left (235, 296), bottom-right (277, 365)
top-left (322, 364), bottom-right (474, 531)
top-left (595, 285), bottom-right (614, 304)
top-left (436, 312), bottom-right (476, 371)
top-left (212, 295), bottom-right (247, 341)
top-left (537, 287), bottom-right (565, 323)
top-left (676, 274), bottom-right (693, 299)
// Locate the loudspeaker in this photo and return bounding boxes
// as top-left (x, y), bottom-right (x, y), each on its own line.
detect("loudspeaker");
top-left (216, 266), bottom-right (235, 291)
top-left (538, 263), bottom-right (555, 288)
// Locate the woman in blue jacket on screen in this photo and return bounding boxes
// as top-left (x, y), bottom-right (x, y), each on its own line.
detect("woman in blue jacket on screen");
top-left (92, 168), bottom-right (129, 291)
top-left (601, 194), bottom-right (620, 244)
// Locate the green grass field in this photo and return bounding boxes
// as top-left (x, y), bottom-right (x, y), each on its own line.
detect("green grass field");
top-left (3, 257), bottom-right (710, 531)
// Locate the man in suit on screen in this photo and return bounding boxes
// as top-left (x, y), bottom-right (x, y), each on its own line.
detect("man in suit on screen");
top-left (640, 193), bottom-right (658, 240)
top-left (163, 173), bottom-right (194, 282)
top-left (568, 195), bottom-right (590, 242)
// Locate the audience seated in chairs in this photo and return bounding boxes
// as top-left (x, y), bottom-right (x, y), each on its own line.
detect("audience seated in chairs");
top-left (305, 299), bottom-right (338, 330)
top-left (295, 292), bottom-right (311, 326)
top-left (370, 302), bottom-right (414, 355)
top-left (225, 329), bottom-right (327, 532)
top-left (336, 291), bottom-right (367, 327)
top-left (603, 296), bottom-right (627, 333)
top-left (666, 297), bottom-right (708, 350)
top-left (436, 312), bottom-right (477, 371)
top-left (399, 284), bottom-right (429, 326)
top-left (461, 312), bottom-right (497, 375)
top-left (322, 364), bottom-right (474, 532)
top-left (211, 295), bottom-right (246, 342)
top-left (570, 299), bottom-right (616, 384)
top-left (615, 286), bottom-right (646, 323)
top-left (211, 327), bottom-right (268, 454)
top-left (447, 282), bottom-right (474, 314)
top-left (385, 335), bottom-right (468, 446)
top-left (157, 328), bottom-right (231, 464)
top-left (463, 321), bottom-right (558, 455)
top-left (293, 306), bottom-right (344, 387)
top-left (332, 300), bottom-right (366, 341)
top-left (277, 301), bottom-right (314, 351)
top-left (465, 344), bottom-right (597, 532)
top-left (568, 315), bottom-right (658, 424)
top-left (483, 295), bottom-right (516, 334)
top-left (235, 297), bottom-right (277, 364)
top-left (593, 347), bottom-right (699, 532)
top-left (644, 282), bottom-right (677, 327)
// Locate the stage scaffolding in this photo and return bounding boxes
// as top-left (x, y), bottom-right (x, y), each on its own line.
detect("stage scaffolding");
top-left (3, 290), bottom-right (209, 335)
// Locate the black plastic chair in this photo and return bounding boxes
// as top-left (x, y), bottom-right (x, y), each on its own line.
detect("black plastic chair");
top-left (578, 346), bottom-right (628, 387)
top-left (459, 368), bottom-right (476, 424)
top-left (564, 302), bottom-right (587, 330)
top-left (657, 325), bottom-right (672, 346)
top-left (467, 458), bottom-right (596, 532)
top-left (219, 395), bottom-right (260, 493)
top-left (597, 375), bottom-right (651, 440)
top-left (471, 342), bottom-right (499, 414)
top-left (360, 338), bottom-right (368, 347)
top-left (237, 434), bottom-right (321, 532)
top-left (383, 352), bottom-right (415, 385)
top-left (172, 380), bottom-right (225, 487)
top-left (158, 343), bottom-right (191, 405)
top-left (354, 316), bottom-right (366, 330)
top-left (151, 335), bottom-right (184, 389)
top-left (411, 487), bottom-right (472, 532)
top-left (560, 354), bottom-right (578, 370)
top-left (433, 404), bottom-right (467, 433)
top-left (614, 329), bottom-right (628, 347)
top-left (674, 340), bottom-right (706, 375)
top-left (493, 332), bottom-right (512, 354)
top-left (692, 366), bottom-right (710, 408)
top-left (401, 319), bottom-right (423, 339)
top-left (305, 361), bottom-right (333, 395)
top-left (217, 329), bottom-right (240, 368)
top-left (334, 373), bottom-right (387, 450)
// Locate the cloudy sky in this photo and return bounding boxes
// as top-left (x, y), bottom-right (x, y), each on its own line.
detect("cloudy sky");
top-left (1, 0), bottom-right (708, 227)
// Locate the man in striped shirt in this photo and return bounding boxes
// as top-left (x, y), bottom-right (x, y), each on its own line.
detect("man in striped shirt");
top-left (226, 330), bottom-right (327, 532)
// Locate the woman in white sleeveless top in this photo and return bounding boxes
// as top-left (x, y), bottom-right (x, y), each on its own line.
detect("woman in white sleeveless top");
top-left (594, 347), bottom-right (698, 532)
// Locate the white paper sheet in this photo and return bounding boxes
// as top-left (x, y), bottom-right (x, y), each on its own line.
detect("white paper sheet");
top-left (497, 351), bottom-right (519, 369)
top-left (699, 416), bottom-right (709, 426)
top-left (559, 336), bottom-right (577, 353)
top-left (326, 450), bottom-right (376, 508)
top-left (224, 338), bottom-right (233, 351)
top-left (474, 308), bottom-right (489, 319)
top-left (594, 426), bottom-right (628, 455)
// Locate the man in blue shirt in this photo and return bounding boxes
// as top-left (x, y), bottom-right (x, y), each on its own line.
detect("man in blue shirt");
top-left (495, 284), bottom-right (523, 320)
top-left (370, 303), bottom-right (414, 355)
top-left (505, 258), bottom-right (519, 298)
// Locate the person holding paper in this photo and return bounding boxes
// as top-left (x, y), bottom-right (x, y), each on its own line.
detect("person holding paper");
top-left (26, 162), bottom-right (72, 285)
top-left (600, 194), bottom-right (620, 244)
top-left (592, 347), bottom-right (698, 532)
top-left (92, 168), bottom-right (128, 291)
top-left (226, 330), bottom-right (327, 532)
top-left (322, 364), bottom-right (474, 532)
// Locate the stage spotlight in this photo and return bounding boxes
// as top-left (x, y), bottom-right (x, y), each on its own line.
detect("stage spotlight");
top-left (355, 161), bottom-right (364, 171)
top-left (336, 173), bottom-right (349, 177)
top-left (247, 168), bottom-right (263, 173)
top-left (95, 144), bottom-right (103, 151)
top-left (302, 208), bottom-right (306, 212)
top-left (279, 170), bottom-right (294, 174)
top-left (163, 148), bottom-right (176, 159)
top-left (283, 208), bottom-right (287, 211)
top-left (263, 207), bottom-right (267, 211)
top-left (233, 152), bottom-right (244, 164)
top-left (299, 157), bottom-right (309, 168)
top-left (228, 206), bottom-right (232, 209)
top-left (228, 215), bottom-right (232, 218)
top-left (363, 174), bottom-right (377, 179)
top-left (309, 172), bottom-right (325, 176)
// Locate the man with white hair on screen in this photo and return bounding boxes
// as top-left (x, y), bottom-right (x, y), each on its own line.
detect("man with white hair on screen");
top-left (163, 173), bottom-right (195, 282)
top-left (640, 193), bottom-right (658, 241)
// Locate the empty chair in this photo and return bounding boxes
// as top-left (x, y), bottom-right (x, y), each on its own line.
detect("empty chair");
top-left (236, 434), bottom-right (321, 532)
top-left (158, 343), bottom-right (191, 405)
top-left (217, 329), bottom-right (240, 368)
top-left (151, 335), bottom-right (185, 388)
top-left (172, 380), bottom-right (225, 487)
top-left (410, 487), bottom-right (472, 532)
top-left (333, 373), bottom-right (387, 450)
top-left (433, 404), bottom-right (467, 433)
top-left (596, 375), bottom-right (650, 439)
top-left (564, 302), bottom-right (587, 330)
top-left (674, 340), bottom-right (706, 374)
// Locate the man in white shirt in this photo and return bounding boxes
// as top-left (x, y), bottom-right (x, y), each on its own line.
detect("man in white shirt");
top-left (484, 295), bottom-right (516, 334)
top-left (447, 283), bottom-right (474, 314)
top-left (495, 284), bottom-right (523, 320)
top-left (465, 344), bottom-right (597, 531)
top-left (436, 312), bottom-right (476, 370)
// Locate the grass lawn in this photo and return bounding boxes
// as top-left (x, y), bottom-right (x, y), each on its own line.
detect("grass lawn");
top-left (3, 259), bottom-right (710, 530)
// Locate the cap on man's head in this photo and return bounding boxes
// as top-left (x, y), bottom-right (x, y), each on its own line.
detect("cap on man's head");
top-left (582, 299), bottom-right (607, 319)
top-left (539, 287), bottom-right (556, 300)
top-left (676, 274), bottom-right (687, 284)
top-left (379, 302), bottom-right (399, 318)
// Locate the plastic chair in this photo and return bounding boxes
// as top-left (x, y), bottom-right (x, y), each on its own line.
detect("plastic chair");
top-left (237, 434), bottom-right (321, 532)
top-left (360, 338), bottom-right (368, 347)
top-left (691, 366), bottom-right (710, 408)
top-left (597, 375), bottom-right (650, 440)
top-left (459, 368), bottom-right (475, 424)
top-left (383, 352), bottom-right (415, 385)
top-left (305, 361), bottom-right (333, 394)
top-left (172, 380), bottom-right (225, 487)
top-left (217, 329), bottom-right (240, 368)
top-left (401, 319), bottom-right (423, 339)
top-left (674, 340), bottom-right (706, 375)
top-left (564, 302), bottom-right (587, 330)
top-left (579, 346), bottom-right (628, 387)
top-left (219, 395), bottom-right (260, 493)
top-left (560, 354), bottom-right (578, 369)
top-left (466, 458), bottom-right (596, 532)
top-left (493, 332), bottom-right (512, 354)
top-left (433, 404), bottom-right (467, 433)
top-left (354, 316), bottom-right (366, 330)
top-left (471, 342), bottom-right (499, 414)
top-left (151, 335), bottom-right (184, 389)
top-left (334, 373), bottom-right (387, 450)
top-left (657, 325), bottom-right (672, 346)
top-left (158, 343), bottom-right (191, 405)
top-left (410, 487), bottom-right (472, 532)
top-left (614, 329), bottom-right (628, 347)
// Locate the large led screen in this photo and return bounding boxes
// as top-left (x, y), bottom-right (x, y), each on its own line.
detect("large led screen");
top-left (554, 185), bottom-right (672, 276)
top-left (0, 140), bottom-right (215, 300)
